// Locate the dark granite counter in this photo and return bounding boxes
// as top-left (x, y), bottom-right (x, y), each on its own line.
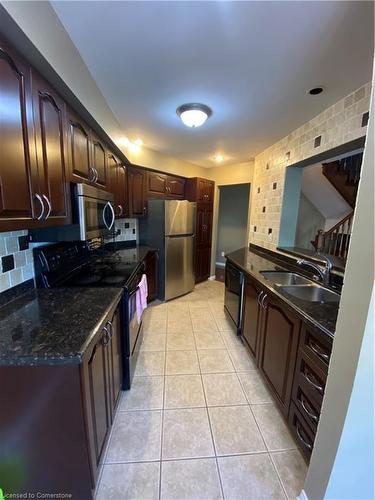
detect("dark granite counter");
top-left (0, 287), bottom-right (122, 366)
top-left (225, 247), bottom-right (339, 338)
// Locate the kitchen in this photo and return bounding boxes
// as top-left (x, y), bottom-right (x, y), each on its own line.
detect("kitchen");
top-left (0, 2), bottom-right (374, 500)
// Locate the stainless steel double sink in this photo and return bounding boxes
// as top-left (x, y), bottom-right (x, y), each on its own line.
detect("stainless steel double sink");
top-left (260, 271), bottom-right (340, 304)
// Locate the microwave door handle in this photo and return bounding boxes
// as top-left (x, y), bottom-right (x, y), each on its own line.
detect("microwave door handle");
top-left (102, 203), bottom-right (110, 230)
top-left (107, 202), bottom-right (115, 230)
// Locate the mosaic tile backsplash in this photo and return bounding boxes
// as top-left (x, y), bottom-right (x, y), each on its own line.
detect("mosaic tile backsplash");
top-left (0, 218), bottom-right (139, 294)
top-left (249, 82), bottom-right (372, 250)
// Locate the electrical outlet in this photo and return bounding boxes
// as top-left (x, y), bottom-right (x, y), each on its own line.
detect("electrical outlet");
top-left (221, 251), bottom-right (225, 257)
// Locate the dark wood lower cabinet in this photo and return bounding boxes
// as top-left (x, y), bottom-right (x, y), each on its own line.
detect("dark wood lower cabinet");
top-left (242, 277), bottom-right (263, 358)
top-left (258, 294), bottom-right (301, 416)
top-left (0, 300), bottom-right (123, 499)
top-left (195, 246), bottom-right (211, 283)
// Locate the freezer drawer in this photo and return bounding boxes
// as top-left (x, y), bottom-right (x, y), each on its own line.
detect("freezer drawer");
top-left (165, 235), bottom-right (195, 300)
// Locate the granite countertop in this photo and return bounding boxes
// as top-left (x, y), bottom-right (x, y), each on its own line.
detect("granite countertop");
top-left (0, 287), bottom-right (122, 366)
top-left (225, 247), bottom-right (339, 338)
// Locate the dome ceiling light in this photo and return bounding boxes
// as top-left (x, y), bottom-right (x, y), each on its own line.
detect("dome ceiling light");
top-left (176, 103), bottom-right (212, 128)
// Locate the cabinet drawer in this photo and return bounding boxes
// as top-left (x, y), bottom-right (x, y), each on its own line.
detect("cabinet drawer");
top-left (300, 325), bottom-right (332, 373)
top-left (293, 351), bottom-right (326, 407)
top-left (289, 402), bottom-right (315, 460)
top-left (293, 383), bottom-right (320, 431)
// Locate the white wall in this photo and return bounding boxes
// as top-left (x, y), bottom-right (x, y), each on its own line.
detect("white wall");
top-left (303, 63), bottom-right (374, 500)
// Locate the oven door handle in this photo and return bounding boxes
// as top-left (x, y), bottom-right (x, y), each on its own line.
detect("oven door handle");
top-left (107, 201), bottom-right (115, 230)
top-left (129, 285), bottom-right (140, 298)
top-left (102, 203), bottom-right (110, 230)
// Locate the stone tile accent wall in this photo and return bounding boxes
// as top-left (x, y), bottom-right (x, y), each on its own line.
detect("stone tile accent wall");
top-left (0, 230), bottom-right (34, 292)
top-left (249, 82), bottom-right (372, 250)
top-left (114, 218), bottom-right (139, 243)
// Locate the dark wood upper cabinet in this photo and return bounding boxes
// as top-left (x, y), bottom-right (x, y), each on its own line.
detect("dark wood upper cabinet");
top-left (128, 167), bottom-right (147, 217)
top-left (67, 109), bottom-right (92, 183)
top-left (146, 171), bottom-right (185, 199)
top-left (91, 133), bottom-right (107, 187)
top-left (258, 295), bottom-right (301, 416)
top-left (167, 176), bottom-right (185, 198)
top-left (31, 70), bottom-right (70, 226)
top-left (108, 153), bottom-right (128, 218)
top-left (186, 177), bottom-right (215, 203)
top-left (0, 40), bottom-right (37, 230)
top-left (242, 277), bottom-right (263, 359)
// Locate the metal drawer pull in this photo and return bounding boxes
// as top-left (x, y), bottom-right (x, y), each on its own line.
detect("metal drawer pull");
top-left (300, 395), bottom-right (318, 422)
top-left (34, 193), bottom-right (45, 220)
top-left (257, 291), bottom-right (264, 306)
top-left (304, 371), bottom-right (324, 393)
top-left (261, 293), bottom-right (268, 309)
top-left (309, 340), bottom-right (329, 361)
top-left (107, 320), bottom-right (113, 338)
top-left (102, 326), bottom-right (111, 346)
top-left (296, 424), bottom-right (312, 450)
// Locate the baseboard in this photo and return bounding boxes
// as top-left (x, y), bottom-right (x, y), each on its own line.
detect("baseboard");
top-left (297, 489), bottom-right (308, 500)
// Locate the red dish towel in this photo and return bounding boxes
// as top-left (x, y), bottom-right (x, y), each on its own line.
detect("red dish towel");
top-left (136, 274), bottom-right (148, 324)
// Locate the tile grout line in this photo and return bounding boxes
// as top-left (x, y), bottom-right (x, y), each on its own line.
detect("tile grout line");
top-left (268, 450), bottom-right (290, 500)
top-left (158, 301), bottom-right (169, 500)
top-left (193, 305), bottom-right (226, 500)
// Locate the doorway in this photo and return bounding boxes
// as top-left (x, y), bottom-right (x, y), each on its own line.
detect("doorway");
top-left (215, 183), bottom-right (250, 281)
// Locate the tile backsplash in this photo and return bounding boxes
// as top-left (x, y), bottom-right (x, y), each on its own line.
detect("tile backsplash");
top-left (0, 230), bottom-right (34, 292)
top-left (0, 218), bottom-right (139, 294)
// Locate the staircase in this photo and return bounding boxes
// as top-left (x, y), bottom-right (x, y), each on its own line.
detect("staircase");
top-left (322, 152), bottom-right (363, 208)
top-left (311, 211), bottom-right (354, 260)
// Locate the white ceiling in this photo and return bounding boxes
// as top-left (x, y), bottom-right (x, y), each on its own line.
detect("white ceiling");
top-left (51, 1), bottom-right (374, 168)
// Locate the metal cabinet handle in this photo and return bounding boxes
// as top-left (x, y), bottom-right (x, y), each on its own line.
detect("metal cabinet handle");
top-left (261, 293), bottom-right (268, 309)
top-left (89, 167), bottom-right (94, 182)
top-left (106, 320), bottom-right (113, 338)
top-left (117, 205), bottom-right (123, 217)
top-left (309, 341), bottom-right (329, 361)
top-left (257, 291), bottom-right (264, 306)
top-left (300, 395), bottom-right (318, 422)
top-left (143, 206), bottom-right (147, 214)
top-left (296, 424), bottom-right (312, 450)
top-left (304, 371), bottom-right (324, 394)
top-left (94, 168), bottom-right (99, 183)
top-left (34, 194), bottom-right (45, 220)
top-left (107, 202), bottom-right (115, 230)
top-left (102, 325), bottom-right (111, 346)
top-left (42, 195), bottom-right (52, 219)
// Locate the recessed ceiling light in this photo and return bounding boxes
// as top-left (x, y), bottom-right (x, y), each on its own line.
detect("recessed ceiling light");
top-left (176, 103), bottom-right (212, 128)
top-left (134, 138), bottom-right (143, 146)
top-left (214, 154), bottom-right (224, 162)
top-left (308, 87), bottom-right (324, 95)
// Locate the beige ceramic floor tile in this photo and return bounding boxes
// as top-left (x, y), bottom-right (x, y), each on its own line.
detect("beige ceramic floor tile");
top-left (166, 332), bottom-right (195, 351)
top-left (238, 371), bottom-right (273, 404)
top-left (228, 346), bottom-right (257, 371)
top-left (202, 373), bottom-right (247, 406)
top-left (167, 319), bottom-right (193, 334)
top-left (106, 410), bottom-right (162, 463)
top-left (215, 316), bottom-right (237, 332)
top-left (194, 331), bottom-right (226, 350)
top-left (161, 458), bottom-right (223, 500)
top-left (97, 462), bottom-right (160, 500)
top-left (198, 349), bottom-right (235, 373)
top-left (192, 317), bottom-right (218, 333)
top-left (162, 408), bottom-right (215, 459)
top-left (140, 333), bottom-right (166, 352)
top-left (208, 405), bottom-right (266, 455)
top-left (134, 351), bottom-right (165, 376)
top-left (271, 450), bottom-right (307, 499)
top-left (251, 403), bottom-right (297, 451)
top-left (143, 319), bottom-right (167, 335)
top-left (164, 374), bottom-right (206, 409)
top-left (119, 376), bottom-right (164, 411)
top-left (165, 350), bottom-right (200, 375)
top-left (218, 454), bottom-right (286, 500)
top-left (220, 329), bottom-right (245, 350)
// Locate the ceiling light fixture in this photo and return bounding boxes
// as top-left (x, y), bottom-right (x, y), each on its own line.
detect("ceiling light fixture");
top-left (308, 87), bottom-right (324, 95)
top-left (134, 138), bottom-right (143, 146)
top-left (176, 103), bottom-right (212, 128)
top-left (214, 154), bottom-right (224, 162)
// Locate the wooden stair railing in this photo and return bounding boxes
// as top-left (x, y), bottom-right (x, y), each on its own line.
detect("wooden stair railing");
top-left (311, 211), bottom-right (354, 260)
top-left (322, 152), bottom-right (363, 208)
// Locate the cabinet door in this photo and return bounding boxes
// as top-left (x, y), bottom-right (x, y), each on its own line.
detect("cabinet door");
top-left (86, 330), bottom-right (111, 468)
top-left (195, 246), bottom-right (211, 283)
top-left (197, 178), bottom-right (207, 202)
top-left (128, 168), bottom-right (147, 217)
top-left (203, 205), bottom-right (213, 245)
top-left (0, 41), bottom-right (37, 229)
top-left (259, 295), bottom-right (301, 415)
top-left (117, 163), bottom-right (128, 217)
top-left (32, 71), bottom-right (70, 226)
top-left (108, 308), bottom-right (122, 416)
top-left (242, 278), bottom-right (262, 359)
top-left (91, 133), bottom-right (107, 187)
top-left (167, 176), bottom-right (185, 199)
top-left (206, 180), bottom-right (215, 203)
top-left (67, 110), bottom-right (92, 183)
top-left (196, 204), bottom-right (205, 246)
top-left (147, 172), bottom-right (167, 197)
top-left (108, 153), bottom-right (126, 218)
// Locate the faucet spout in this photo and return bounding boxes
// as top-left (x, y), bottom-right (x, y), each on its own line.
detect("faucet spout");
top-left (297, 255), bottom-right (333, 286)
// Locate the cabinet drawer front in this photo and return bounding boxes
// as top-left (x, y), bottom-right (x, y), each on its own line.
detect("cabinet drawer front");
top-left (293, 351), bottom-right (326, 407)
top-left (289, 402), bottom-right (315, 460)
top-left (293, 383), bottom-right (320, 430)
top-left (300, 325), bottom-right (332, 372)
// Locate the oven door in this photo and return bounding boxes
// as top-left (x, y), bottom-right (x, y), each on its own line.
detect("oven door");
top-left (76, 184), bottom-right (115, 240)
top-left (128, 288), bottom-right (142, 356)
top-left (224, 261), bottom-right (244, 335)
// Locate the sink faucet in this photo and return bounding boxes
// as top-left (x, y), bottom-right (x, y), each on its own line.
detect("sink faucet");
top-left (297, 255), bottom-right (333, 286)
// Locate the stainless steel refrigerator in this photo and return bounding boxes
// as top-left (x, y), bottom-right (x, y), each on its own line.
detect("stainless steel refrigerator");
top-left (139, 199), bottom-right (196, 300)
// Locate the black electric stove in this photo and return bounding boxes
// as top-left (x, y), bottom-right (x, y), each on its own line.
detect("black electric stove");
top-left (33, 242), bottom-right (145, 389)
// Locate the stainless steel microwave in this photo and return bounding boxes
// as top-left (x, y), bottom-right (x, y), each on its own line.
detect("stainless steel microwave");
top-left (76, 183), bottom-right (115, 240)
top-left (29, 183), bottom-right (115, 243)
